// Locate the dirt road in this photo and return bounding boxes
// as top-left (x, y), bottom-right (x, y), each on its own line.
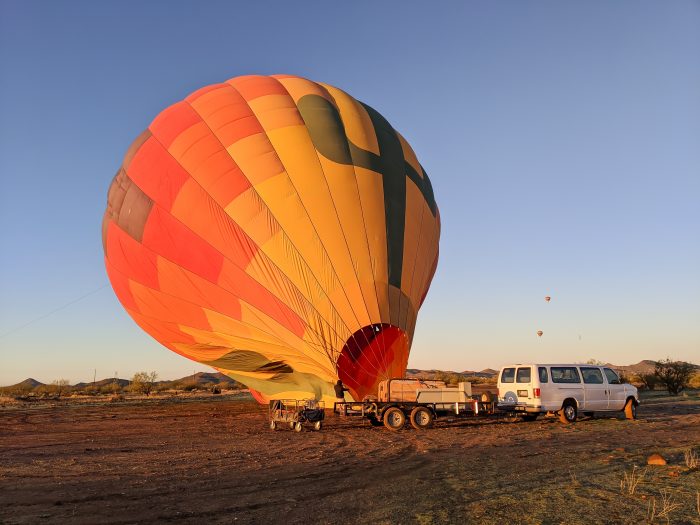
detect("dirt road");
top-left (1, 392), bottom-right (699, 524)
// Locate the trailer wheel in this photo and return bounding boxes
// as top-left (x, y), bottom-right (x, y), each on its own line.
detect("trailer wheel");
top-left (383, 407), bottom-right (406, 431)
top-left (559, 401), bottom-right (577, 424)
top-left (288, 421), bottom-right (295, 430)
top-left (313, 420), bottom-right (322, 431)
top-left (269, 420), bottom-right (277, 431)
top-left (624, 398), bottom-right (637, 420)
top-left (410, 407), bottom-right (434, 429)
top-left (293, 421), bottom-right (303, 432)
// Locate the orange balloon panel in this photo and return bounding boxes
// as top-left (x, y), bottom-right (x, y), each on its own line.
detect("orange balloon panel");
top-left (103, 75), bottom-right (440, 402)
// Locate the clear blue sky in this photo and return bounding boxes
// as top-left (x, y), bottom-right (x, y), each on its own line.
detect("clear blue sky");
top-left (1, 1), bottom-right (698, 385)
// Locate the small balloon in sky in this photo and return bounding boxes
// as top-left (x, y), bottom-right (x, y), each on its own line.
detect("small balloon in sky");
top-left (537, 330), bottom-right (544, 337)
top-left (544, 296), bottom-right (551, 302)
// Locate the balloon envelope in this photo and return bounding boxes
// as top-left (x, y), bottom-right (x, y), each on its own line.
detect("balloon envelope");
top-left (537, 330), bottom-right (544, 337)
top-left (544, 296), bottom-right (551, 302)
top-left (103, 75), bottom-right (440, 403)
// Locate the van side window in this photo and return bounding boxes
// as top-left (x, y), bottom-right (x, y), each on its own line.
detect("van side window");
top-left (516, 367), bottom-right (531, 383)
top-left (538, 367), bottom-right (548, 383)
top-left (501, 368), bottom-right (515, 383)
top-left (581, 367), bottom-right (604, 384)
top-left (604, 368), bottom-right (621, 384)
top-left (550, 367), bottom-right (581, 384)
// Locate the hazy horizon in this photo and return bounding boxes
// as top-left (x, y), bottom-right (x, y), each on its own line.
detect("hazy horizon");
top-left (1, 1), bottom-right (698, 386)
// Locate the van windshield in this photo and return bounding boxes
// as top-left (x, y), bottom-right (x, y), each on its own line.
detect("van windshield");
top-left (501, 368), bottom-right (515, 383)
top-left (551, 367), bottom-right (581, 384)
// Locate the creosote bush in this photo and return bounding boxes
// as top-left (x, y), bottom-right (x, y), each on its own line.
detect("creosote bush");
top-left (654, 359), bottom-right (696, 395)
top-left (129, 371), bottom-right (158, 396)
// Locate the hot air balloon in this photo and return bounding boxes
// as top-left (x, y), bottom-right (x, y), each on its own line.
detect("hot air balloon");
top-left (537, 330), bottom-right (544, 337)
top-left (103, 75), bottom-right (440, 404)
top-left (544, 296), bottom-right (551, 302)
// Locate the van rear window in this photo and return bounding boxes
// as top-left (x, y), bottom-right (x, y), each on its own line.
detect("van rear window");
top-left (551, 367), bottom-right (581, 384)
top-left (516, 367), bottom-right (531, 383)
top-left (539, 367), bottom-right (549, 383)
top-left (501, 368), bottom-right (515, 383)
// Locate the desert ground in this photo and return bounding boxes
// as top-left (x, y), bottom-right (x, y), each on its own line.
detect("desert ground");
top-left (1, 391), bottom-right (699, 524)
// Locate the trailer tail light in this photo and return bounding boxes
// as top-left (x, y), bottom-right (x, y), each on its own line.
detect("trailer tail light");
top-left (533, 388), bottom-right (541, 398)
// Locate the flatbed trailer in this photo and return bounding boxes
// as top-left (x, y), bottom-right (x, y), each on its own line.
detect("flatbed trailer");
top-left (332, 378), bottom-right (503, 431)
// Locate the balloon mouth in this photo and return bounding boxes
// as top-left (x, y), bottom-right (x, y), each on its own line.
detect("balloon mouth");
top-left (337, 324), bottom-right (409, 400)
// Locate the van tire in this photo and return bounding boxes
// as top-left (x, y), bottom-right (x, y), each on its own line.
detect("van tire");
top-left (559, 401), bottom-right (577, 424)
top-left (624, 398), bottom-right (637, 420)
top-left (521, 414), bottom-right (538, 422)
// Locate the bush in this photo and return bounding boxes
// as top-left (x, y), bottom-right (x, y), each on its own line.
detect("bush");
top-left (50, 379), bottom-right (70, 397)
top-left (689, 372), bottom-right (700, 389)
top-left (83, 385), bottom-right (99, 396)
top-left (654, 359), bottom-right (695, 395)
top-left (129, 371), bottom-right (158, 396)
top-left (617, 371), bottom-right (631, 385)
top-left (99, 383), bottom-right (121, 395)
top-left (182, 382), bottom-right (199, 392)
top-left (638, 373), bottom-right (659, 391)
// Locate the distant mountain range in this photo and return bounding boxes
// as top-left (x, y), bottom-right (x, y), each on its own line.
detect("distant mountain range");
top-left (3, 360), bottom-right (696, 389)
top-left (2, 372), bottom-right (240, 390)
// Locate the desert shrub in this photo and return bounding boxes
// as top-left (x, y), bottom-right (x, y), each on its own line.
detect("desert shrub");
top-left (50, 379), bottom-right (71, 397)
top-left (5, 385), bottom-right (31, 397)
top-left (99, 383), bottom-right (120, 395)
top-left (689, 372), bottom-right (700, 389)
top-left (129, 371), bottom-right (158, 396)
top-left (617, 371), bottom-right (631, 385)
top-left (653, 359), bottom-right (695, 395)
top-left (638, 372), bottom-right (659, 390)
top-left (83, 385), bottom-right (99, 396)
top-left (176, 381), bottom-right (198, 392)
top-left (34, 385), bottom-right (54, 397)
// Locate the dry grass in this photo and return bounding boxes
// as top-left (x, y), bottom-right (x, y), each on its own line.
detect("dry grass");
top-left (657, 489), bottom-right (682, 523)
top-left (683, 448), bottom-right (698, 469)
top-left (620, 465), bottom-right (646, 495)
top-left (0, 395), bottom-right (21, 407)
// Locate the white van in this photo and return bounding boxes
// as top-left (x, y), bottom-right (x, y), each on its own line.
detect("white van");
top-left (497, 364), bottom-right (639, 423)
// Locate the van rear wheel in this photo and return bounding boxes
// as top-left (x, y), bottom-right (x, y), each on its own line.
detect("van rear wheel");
top-left (559, 402), bottom-right (577, 424)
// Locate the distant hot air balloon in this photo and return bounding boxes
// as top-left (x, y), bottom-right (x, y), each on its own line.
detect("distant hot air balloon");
top-left (537, 330), bottom-right (544, 337)
top-left (103, 75), bottom-right (440, 404)
top-left (544, 296), bottom-right (551, 302)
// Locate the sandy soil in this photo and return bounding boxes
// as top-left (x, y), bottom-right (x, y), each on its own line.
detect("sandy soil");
top-left (1, 391), bottom-right (699, 524)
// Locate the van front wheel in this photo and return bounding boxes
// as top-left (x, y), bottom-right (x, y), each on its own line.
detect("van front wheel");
top-left (624, 398), bottom-right (637, 420)
top-left (559, 402), bottom-right (577, 424)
